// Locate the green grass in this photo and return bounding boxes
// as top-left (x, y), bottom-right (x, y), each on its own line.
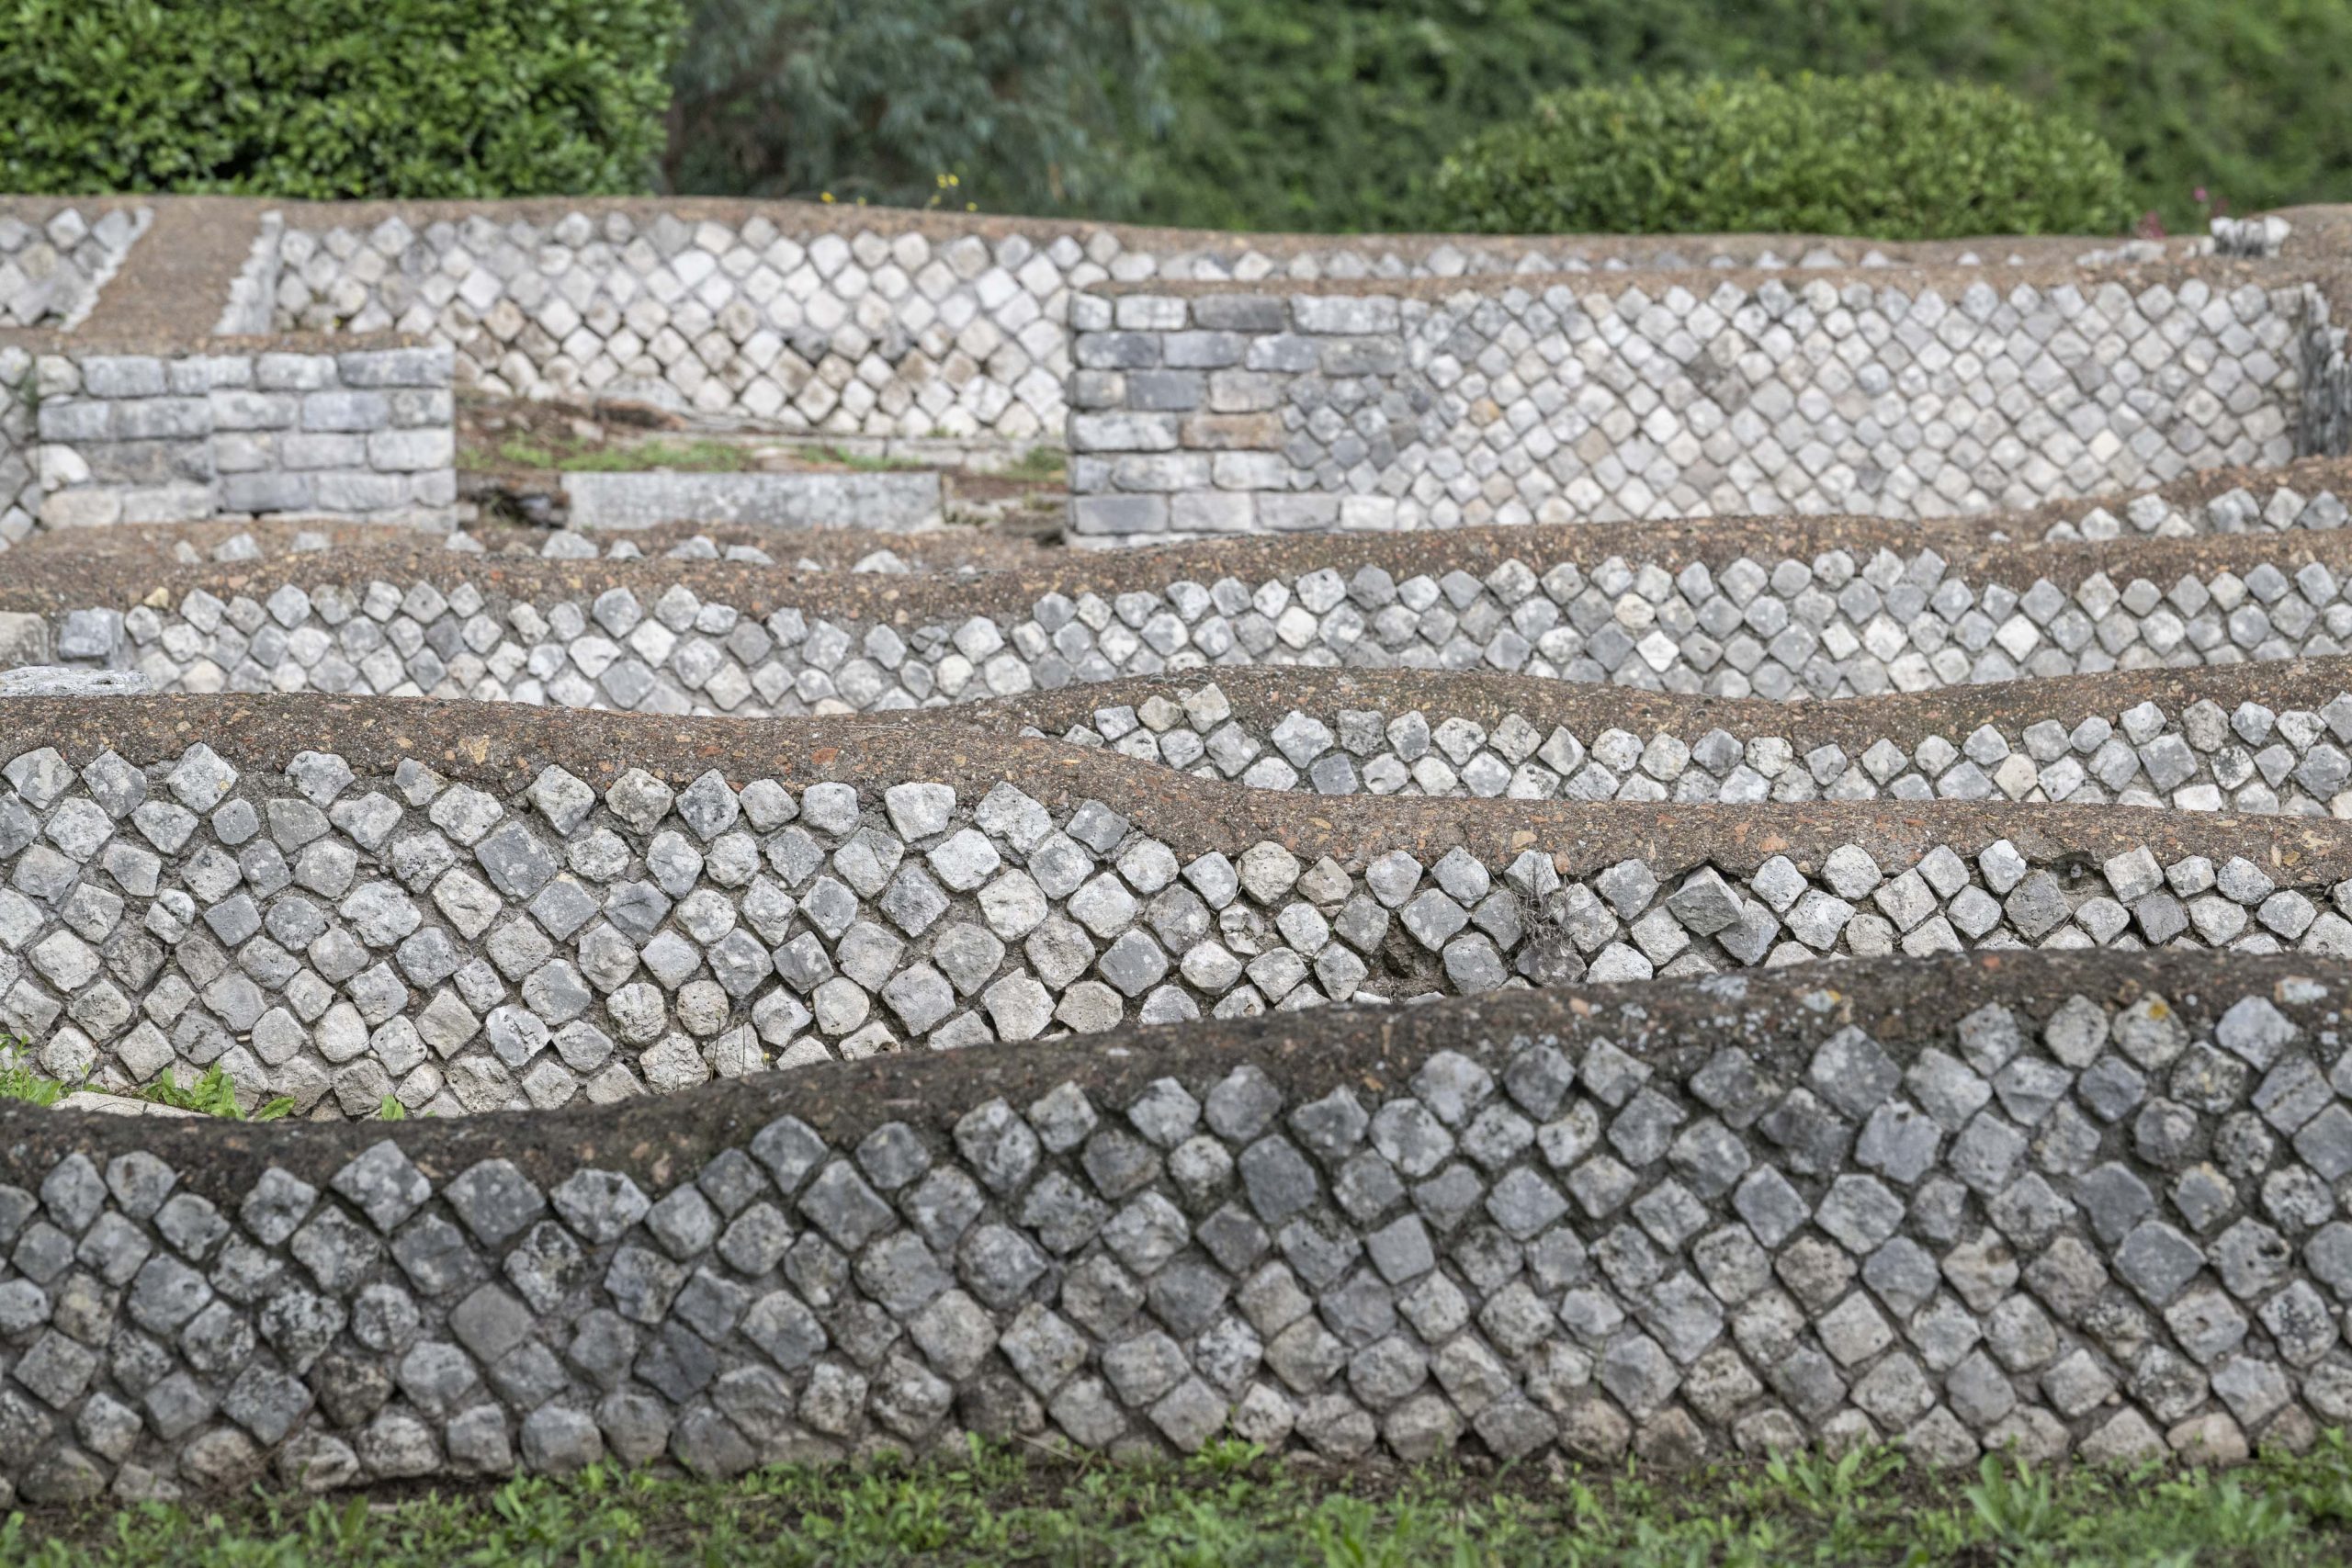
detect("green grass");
top-left (801, 443), bottom-right (928, 472)
top-left (495, 436), bottom-right (757, 473)
top-left (0, 1043), bottom-right (292, 1121)
top-left (0, 1057), bottom-right (68, 1107)
top-left (14, 1437), bottom-right (2352, 1565)
top-left (1002, 445), bottom-right (1069, 481)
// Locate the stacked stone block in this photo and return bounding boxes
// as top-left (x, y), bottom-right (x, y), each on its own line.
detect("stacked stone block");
top-left (1068, 276), bottom-right (2335, 537)
top-left (2, 953), bottom-right (2350, 1499)
top-left (17, 345), bottom-right (456, 536)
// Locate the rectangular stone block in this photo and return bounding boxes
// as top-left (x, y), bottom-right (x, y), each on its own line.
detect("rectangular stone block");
top-left (1069, 293), bottom-right (1113, 332)
top-left (368, 429), bottom-right (456, 472)
top-left (1181, 412), bottom-right (1283, 450)
top-left (1212, 451), bottom-right (1290, 489)
top-left (1192, 294), bottom-right (1287, 333)
top-left (208, 389), bottom-right (299, 432)
top-left (1172, 491), bottom-right (1256, 533)
top-left (1163, 332), bottom-right (1246, 369)
top-left (1260, 493), bottom-right (1341, 530)
top-left (1292, 295), bottom-right (1400, 334)
top-left (1125, 371), bottom-right (1204, 412)
top-left (255, 354), bottom-right (337, 391)
top-left (222, 471), bottom-right (314, 513)
top-left (1208, 370), bottom-right (1282, 412)
top-left (1068, 370), bottom-right (1126, 409)
top-left (562, 470), bottom-right (939, 531)
top-left (338, 346), bottom-right (454, 388)
top-left (39, 488), bottom-right (121, 527)
top-left (1114, 295), bottom-right (1187, 331)
top-left (1110, 453), bottom-right (1212, 492)
top-left (0, 611), bottom-right (50, 666)
top-left (301, 389), bottom-right (392, 433)
top-left (387, 389), bottom-right (456, 428)
top-left (1340, 495), bottom-right (1400, 530)
top-left (114, 398), bottom-right (213, 442)
top-left (36, 400), bottom-right (111, 443)
top-left (313, 471), bottom-right (413, 512)
top-left (1074, 333), bottom-right (1160, 371)
top-left (1244, 334), bottom-right (1320, 374)
top-left (120, 483), bottom-right (217, 524)
top-left (1069, 412), bottom-right (1179, 453)
top-left (1319, 338), bottom-right (1404, 376)
top-left (281, 433), bottom-right (370, 471)
top-left (80, 438), bottom-right (209, 487)
top-left (76, 355), bottom-right (166, 399)
top-left (211, 434), bottom-right (277, 474)
top-left (1070, 494), bottom-right (1168, 535)
top-left (188, 355), bottom-right (255, 391)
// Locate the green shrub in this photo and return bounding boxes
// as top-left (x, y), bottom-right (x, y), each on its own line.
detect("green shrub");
top-left (1135, 1), bottom-right (2329, 235)
top-left (1432, 73), bottom-right (2132, 239)
top-left (1, 0), bottom-right (685, 197)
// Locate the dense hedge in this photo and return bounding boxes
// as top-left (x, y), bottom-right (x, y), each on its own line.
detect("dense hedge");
top-left (1432, 74), bottom-right (2133, 238)
top-left (1128, 0), bottom-right (2352, 234)
top-left (1, 0), bottom-right (684, 197)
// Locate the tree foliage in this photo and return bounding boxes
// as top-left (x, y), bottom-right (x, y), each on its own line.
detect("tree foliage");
top-left (662, 0), bottom-right (1207, 213)
top-left (1, 0), bottom-right (684, 198)
top-left (1127, 0), bottom-right (2352, 233)
top-left (1434, 74), bottom-right (2132, 238)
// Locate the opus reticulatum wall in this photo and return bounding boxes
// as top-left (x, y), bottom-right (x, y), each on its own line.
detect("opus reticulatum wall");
top-left (8, 697), bottom-right (2352, 1120)
top-left (1064, 270), bottom-right (2348, 538)
top-left (16, 519), bottom-right (2352, 713)
top-left (15, 196), bottom-right (2352, 1499)
top-left (2, 953), bottom-right (2351, 1501)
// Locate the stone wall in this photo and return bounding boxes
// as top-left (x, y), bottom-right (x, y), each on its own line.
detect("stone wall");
top-left (0, 204), bottom-right (149, 331)
top-left (0, 344), bottom-right (456, 545)
top-left (6, 698), bottom-right (2352, 1121)
top-left (0, 343), bottom-right (31, 546)
top-left (250, 204), bottom-right (2190, 446)
top-left (1, 951), bottom-right (2348, 1498)
top-left (1065, 273), bottom-right (2342, 540)
top-left (16, 520), bottom-right (2352, 713)
top-left (7, 195), bottom-right (2349, 540)
top-left (1007, 664), bottom-right (2352, 816)
top-left (2038, 479), bottom-right (2348, 541)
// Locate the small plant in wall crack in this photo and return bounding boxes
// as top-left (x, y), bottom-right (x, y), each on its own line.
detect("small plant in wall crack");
top-left (0, 1040), bottom-right (294, 1120)
top-left (140, 1064), bottom-right (295, 1121)
top-left (5, 362), bottom-right (37, 427)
